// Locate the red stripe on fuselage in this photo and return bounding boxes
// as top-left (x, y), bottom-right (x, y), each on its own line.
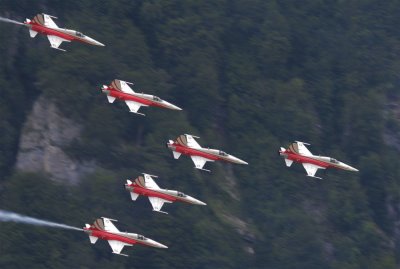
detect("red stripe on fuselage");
top-left (131, 185), bottom-right (193, 204)
top-left (109, 89), bottom-right (154, 106)
top-left (89, 229), bottom-right (137, 245)
top-left (30, 23), bottom-right (74, 40)
top-left (173, 144), bottom-right (221, 161)
top-left (29, 22), bottom-right (91, 45)
top-left (285, 152), bottom-right (331, 168)
top-left (133, 186), bottom-right (176, 202)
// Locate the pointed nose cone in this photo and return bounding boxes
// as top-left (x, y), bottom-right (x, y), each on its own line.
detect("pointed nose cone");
top-left (85, 36), bottom-right (105, 46)
top-left (186, 196), bottom-right (207, 206)
top-left (163, 101), bottom-right (182, 111)
top-left (238, 159), bottom-right (249, 165)
top-left (94, 40), bottom-right (105, 46)
top-left (147, 239), bottom-right (168, 249)
top-left (229, 155), bottom-right (248, 165)
top-left (347, 165), bottom-right (359, 172)
top-left (341, 163), bottom-right (359, 172)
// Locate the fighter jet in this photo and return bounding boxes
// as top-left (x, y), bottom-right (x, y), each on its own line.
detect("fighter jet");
top-left (279, 141), bottom-right (359, 179)
top-left (83, 217), bottom-right (167, 256)
top-left (101, 79), bottom-right (182, 116)
top-left (0, 13), bottom-right (104, 51)
top-left (166, 134), bottom-right (248, 172)
top-left (124, 173), bottom-right (206, 214)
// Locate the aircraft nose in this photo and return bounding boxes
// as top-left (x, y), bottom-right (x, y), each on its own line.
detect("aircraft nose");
top-left (93, 39), bottom-right (105, 46)
top-left (231, 156), bottom-right (248, 165)
top-left (147, 239), bottom-right (168, 249)
top-left (348, 166), bottom-right (359, 172)
top-left (187, 196), bottom-right (207, 206)
top-left (342, 163), bottom-right (359, 172)
top-left (163, 101), bottom-right (182, 111)
top-left (86, 36), bottom-right (105, 46)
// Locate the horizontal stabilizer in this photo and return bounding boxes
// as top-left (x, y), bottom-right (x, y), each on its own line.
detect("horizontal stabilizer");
top-left (29, 29), bottom-right (38, 38)
top-left (107, 96), bottom-right (116, 103)
top-left (284, 159), bottom-right (293, 167)
top-left (172, 151), bottom-right (181, 159)
top-left (89, 235), bottom-right (98, 244)
top-left (130, 192), bottom-right (139, 201)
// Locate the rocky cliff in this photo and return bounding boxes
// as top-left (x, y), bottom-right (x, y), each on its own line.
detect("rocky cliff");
top-left (15, 95), bottom-right (96, 184)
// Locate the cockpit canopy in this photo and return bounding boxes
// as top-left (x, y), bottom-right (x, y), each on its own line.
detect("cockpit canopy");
top-left (153, 96), bottom-right (162, 102)
top-left (219, 151), bottom-right (228, 156)
top-left (330, 158), bottom-right (339, 164)
top-left (137, 234), bottom-right (147, 240)
top-left (177, 192), bottom-right (186, 197)
top-left (76, 31), bottom-right (85, 37)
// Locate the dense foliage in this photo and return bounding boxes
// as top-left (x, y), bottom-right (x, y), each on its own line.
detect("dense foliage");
top-left (1, 1), bottom-right (400, 268)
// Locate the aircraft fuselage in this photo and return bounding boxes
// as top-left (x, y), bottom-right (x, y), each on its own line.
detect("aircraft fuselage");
top-left (280, 151), bottom-right (358, 172)
top-left (26, 21), bottom-right (103, 46)
top-left (85, 228), bottom-right (137, 245)
top-left (105, 88), bottom-right (181, 110)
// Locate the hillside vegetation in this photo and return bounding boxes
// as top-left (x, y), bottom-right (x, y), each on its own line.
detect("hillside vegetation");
top-left (1, 1), bottom-right (400, 268)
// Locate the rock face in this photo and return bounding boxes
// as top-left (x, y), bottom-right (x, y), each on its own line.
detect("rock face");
top-left (15, 95), bottom-right (95, 184)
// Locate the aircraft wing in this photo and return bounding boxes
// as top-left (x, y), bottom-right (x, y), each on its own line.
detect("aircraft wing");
top-left (185, 135), bottom-right (201, 148)
top-left (125, 100), bottom-right (144, 113)
top-left (302, 163), bottom-right (324, 177)
top-left (47, 35), bottom-right (70, 49)
top-left (119, 80), bottom-right (135, 94)
top-left (102, 218), bottom-right (119, 233)
top-left (143, 174), bottom-right (160, 189)
top-left (190, 156), bottom-right (212, 169)
top-left (107, 240), bottom-right (132, 255)
top-left (297, 142), bottom-right (312, 156)
top-left (148, 197), bottom-right (171, 212)
top-left (43, 14), bottom-right (58, 28)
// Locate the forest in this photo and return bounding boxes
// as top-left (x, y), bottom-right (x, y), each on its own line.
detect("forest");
top-left (1, 1), bottom-right (400, 268)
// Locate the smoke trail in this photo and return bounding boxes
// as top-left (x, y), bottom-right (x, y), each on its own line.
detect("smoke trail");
top-left (0, 16), bottom-right (24, 26)
top-left (0, 210), bottom-right (83, 231)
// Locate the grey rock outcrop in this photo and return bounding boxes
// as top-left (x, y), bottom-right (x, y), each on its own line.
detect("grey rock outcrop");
top-left (15, 95), bottom-right (95, 184)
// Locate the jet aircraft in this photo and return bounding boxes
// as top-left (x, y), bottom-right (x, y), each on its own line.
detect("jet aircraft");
top-left (101, 79), bottom-right (182, 115)
top-left (279, 141), bottom-right (359, 179)
top-left (166, 134), bottom-right (248, 172)
top-left (0, 13), bottom-right (104, 51)
top-left (125, 173), bottom-right (206, 214)
top-left (83, 217), bottom-right (167, 256)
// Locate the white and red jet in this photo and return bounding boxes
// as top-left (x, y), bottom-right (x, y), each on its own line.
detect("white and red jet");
top-left (167, 134), bottom-right (248, 172)
top-left (101, 79), bottom-right (182, 116)
top-left (125, 173), bottom-right (206, 214)
top-left (1, 13), bottom-right (104, 51)
top-left (83, 217), bottom-right (167, 256)
top-left (279, 141), bottom-right (359, 179)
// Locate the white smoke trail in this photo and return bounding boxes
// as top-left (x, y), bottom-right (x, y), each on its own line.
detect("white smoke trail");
top-left (0, 16), bottom-right (24, 26)
top-left (0, 210), bottom-right (83, 231)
